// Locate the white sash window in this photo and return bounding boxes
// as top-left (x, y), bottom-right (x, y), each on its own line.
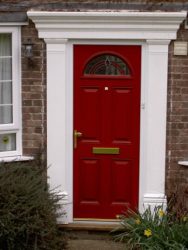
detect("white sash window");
top-left (0, 27), bottom-right (22, 157)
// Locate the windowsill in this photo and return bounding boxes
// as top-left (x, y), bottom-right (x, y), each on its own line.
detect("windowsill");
top-left (178, 161), bottom-right (188, 167)
top-left (0, 155), bottom-right (34, 163)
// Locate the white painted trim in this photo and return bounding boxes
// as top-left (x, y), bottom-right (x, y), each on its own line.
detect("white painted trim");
top-left (0, 27), bottom-right (22, 158)
top-left (0, 22), bottom-right (28, 26)
top-left (28, 11), bottom-right (186, 223)
top-left (178, 161), bottom-right (188, 167)
top-left (0, 155), bottom-right (34, 163)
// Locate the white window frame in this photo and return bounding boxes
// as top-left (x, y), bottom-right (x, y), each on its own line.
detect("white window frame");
top-left (0, 26), bottom-right (22, 158)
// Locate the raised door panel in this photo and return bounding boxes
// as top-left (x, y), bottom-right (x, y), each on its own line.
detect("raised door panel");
top-left (79, 158), bottom-right (101, 204)
top-left (110, 160), bottom-right (132, 205)
top-left (111, 88), bottom-right (132, 144)
top-left (79, 87), bottom-right (102, 142)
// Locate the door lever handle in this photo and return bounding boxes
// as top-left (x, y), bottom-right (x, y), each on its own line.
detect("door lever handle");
top-left (74, 130), bottom-right (83, 148)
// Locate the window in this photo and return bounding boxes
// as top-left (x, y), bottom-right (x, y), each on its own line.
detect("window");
top-left (84, 54), bottom-right (131, 76)
top-left (0, 27), bottom-right (22, 157)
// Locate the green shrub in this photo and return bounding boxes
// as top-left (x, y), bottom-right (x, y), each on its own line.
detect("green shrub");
top-left (0, 162), bottom-right (66, 250)
top-left (114, 206), bottom-right (188, 250)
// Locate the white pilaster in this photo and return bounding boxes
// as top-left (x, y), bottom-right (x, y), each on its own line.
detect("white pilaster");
top-left (142, 40), bottom-right (170, 210)
top-left (46, 39), bottom-right (69, 223)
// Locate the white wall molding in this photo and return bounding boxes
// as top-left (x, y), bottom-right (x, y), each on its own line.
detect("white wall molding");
top-left (28, 11), bottom-right (186, 223)
top-left (28, 11), bottom-right (186, 40)
top-left (143, 193), bottom-right (167, 211)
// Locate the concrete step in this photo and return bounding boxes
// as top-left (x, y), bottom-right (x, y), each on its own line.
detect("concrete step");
top-left (66, 229), bottom-right (125, 250)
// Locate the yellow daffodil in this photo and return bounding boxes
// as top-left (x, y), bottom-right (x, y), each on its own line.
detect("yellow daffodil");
top-left (135, 218), bottom-right (141, 225)
top-left (144, 229), bottom-right (152, 237)
top-left (183, 216), bottom-right (188, 222)
top-left (158, 208), bottom-right (165, 217)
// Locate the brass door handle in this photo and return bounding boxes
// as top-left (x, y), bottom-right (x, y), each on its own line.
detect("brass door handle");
top-left (74, 130), bottom-right (83, 148)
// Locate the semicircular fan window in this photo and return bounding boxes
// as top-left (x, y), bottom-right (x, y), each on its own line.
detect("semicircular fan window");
top-left (84, 54), bottom-right (130, 76)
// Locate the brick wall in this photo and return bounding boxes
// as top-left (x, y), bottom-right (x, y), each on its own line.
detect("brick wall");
top-left (21, 21), bottom-right (46, 158)
top-left (1, 1), bottom-right (188, 13)
top-left (166, 23), bottom-right (188, 206)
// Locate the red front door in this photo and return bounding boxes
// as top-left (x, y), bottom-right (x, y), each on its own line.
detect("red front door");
top-left (73, 45), bottom-right (141, 219)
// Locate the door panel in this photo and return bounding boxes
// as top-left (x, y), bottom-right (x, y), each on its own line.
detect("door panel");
top-left (80, 159), bottom-right (100, 202)
top-left (74, 45), bottom-right (141, 219)
top-left (110, 160), bottom-right (132, 204)
top-left (111, 88), bottom-right (132, 143)
top-left (80, 87), bottom-right (101, 141)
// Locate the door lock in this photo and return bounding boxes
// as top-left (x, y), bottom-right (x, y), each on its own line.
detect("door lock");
top-left (74, 130), bottom-right (83, 148)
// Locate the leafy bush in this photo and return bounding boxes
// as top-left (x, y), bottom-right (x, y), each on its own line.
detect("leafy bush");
top-left (167, 181), bottom-right (188, 222)
top-left (114, 206), bottom-right (188, 250)
top-left (0, 162), bottom-right (66, 250)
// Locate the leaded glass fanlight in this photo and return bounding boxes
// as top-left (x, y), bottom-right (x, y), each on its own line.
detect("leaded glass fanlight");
top-left (84, 54), bottom-right (131, 76)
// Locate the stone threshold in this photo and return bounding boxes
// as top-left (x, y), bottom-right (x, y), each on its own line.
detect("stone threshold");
top-left (59, 221), bottom-right (121, 232)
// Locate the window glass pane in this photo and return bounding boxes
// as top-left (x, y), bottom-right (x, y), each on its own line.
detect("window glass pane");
top-left (0, 33), bottom-right (12, 126)
top-left (0, 105), bottom-right (13, 124)
top-left (0, 58), bottom-right (12, 81)
top-left (0, 82), bottom-right (12, 104)
top-left (0, 34), bottom-right (12, 57)
top-left (0, 133), bottom-right (16, 152)
top-left (84, 54), bottom-right (130, 76)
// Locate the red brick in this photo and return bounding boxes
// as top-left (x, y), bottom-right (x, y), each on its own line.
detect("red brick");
top-left (21, 21), bottom-right (46, 159)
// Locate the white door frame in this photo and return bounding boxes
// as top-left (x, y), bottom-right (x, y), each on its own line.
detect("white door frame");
top-left (28, 11), bottom-right (186, 223)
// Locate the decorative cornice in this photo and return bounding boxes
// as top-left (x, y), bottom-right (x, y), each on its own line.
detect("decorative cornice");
top-left (44, 38), bottom-right (68, 44)
top-left (28, 11), bottom-right (186, 40)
